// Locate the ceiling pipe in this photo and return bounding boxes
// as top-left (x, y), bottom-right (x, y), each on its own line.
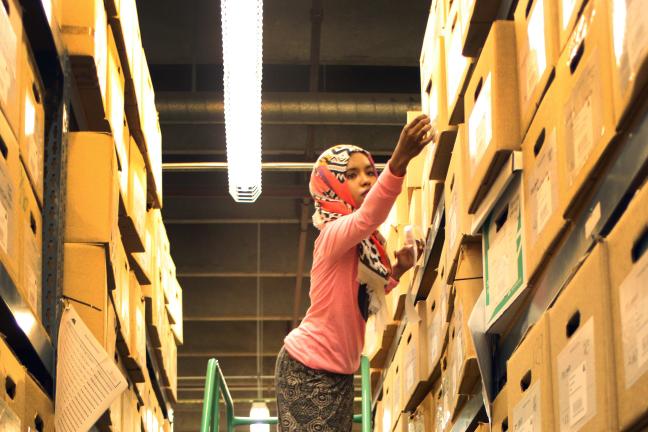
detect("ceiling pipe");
top-left (162, 161), bottom-right (386, 172)
top-left (156, 91), bottom-right (420, 126)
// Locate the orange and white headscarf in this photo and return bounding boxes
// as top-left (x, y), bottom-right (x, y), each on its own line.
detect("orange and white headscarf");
top-left (310, 145), bottom-right (392, 317)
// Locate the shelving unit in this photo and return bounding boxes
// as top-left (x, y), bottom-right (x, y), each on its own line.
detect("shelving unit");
top-left (0, 1), bottom-right (174, 425)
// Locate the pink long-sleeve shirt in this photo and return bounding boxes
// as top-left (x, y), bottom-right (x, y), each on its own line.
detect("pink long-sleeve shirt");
top-left (284, 162), bottom-right (404, 374)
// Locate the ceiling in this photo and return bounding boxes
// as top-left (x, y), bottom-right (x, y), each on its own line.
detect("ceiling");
top-left (136, 0), bottom-right (428, 429)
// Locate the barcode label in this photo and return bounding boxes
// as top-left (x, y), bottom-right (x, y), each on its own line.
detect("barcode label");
top-left (568, 361), bottom-right (588, 427)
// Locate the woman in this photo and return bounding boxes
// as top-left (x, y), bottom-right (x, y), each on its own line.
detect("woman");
top-left (275, 114), bottom-right (434, 431)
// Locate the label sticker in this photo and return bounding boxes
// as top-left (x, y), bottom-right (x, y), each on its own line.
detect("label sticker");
top-left (406, 346), bottom-right (417, 391)
top-left (428, 311), bottom-right (441, 367)
top-left (619, 249), bottom-right (648, 388)
top-left (0, 200), bottom-right (8, 254)
top-left (524, 0), bottom-right (547, 104)
top-left (557, 317), bottom-right (597, 431)
top-left (0, 4), bottom-right (17, 106)
top-left (568, 361), bottom-right (588, 427)
top-left (513, 380), bottom-right (542, 432)
top-left (529, 128), bottom-right (558, 241)
top-left (487, 195), bottom-right (521, 307)
top-left (468, 73), bottom-right (493, 170)
top-left (624, 0), bottom-right (648, 76)
top-left (0, 397), bottom-right (21, 431)
top-left (562, 0), bottom-right (577, 30)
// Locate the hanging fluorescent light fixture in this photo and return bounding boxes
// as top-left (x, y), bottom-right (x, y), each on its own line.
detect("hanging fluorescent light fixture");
top-left (221, 0), bottom-right (263, 202)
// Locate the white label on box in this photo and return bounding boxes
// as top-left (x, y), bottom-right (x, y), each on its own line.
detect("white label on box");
top-left (447, 24), bottom-right (467, 105)
top-left (530, 128), bottom-right (558, 240)
top-left (513, 380), bottom-right (542, 432)
top-left (0, 200), bottom-right (8, 254)
top-left (524, 0), bottom-right (547, 105)
top-left (0, 3), bottom-right (17, 106)
top-left (428, 311), bottom-right (441, 368)
top-left (95, 5), bottom-right (108, 103)
top-left (0, 397), bottom-right (21, 431)
top-left (468, 73), bottom-right (493, 170)
top-left (487, 194), bottom-right (521, 309)
top-left (567, 361), bottom-right (588, 427)
top-left (562, 0), bottom-right (577, 29)
top-left (619, 249), bottom-right (648, 388)
top-left (624, 0), bottom-right (648, 77)
top-left (406, 347), bottom-right (416, 391)
top-left (448, 191), bottom-right (458, 252)
top-left (572, 95), bottom-right (594, 177)
top-left (24, 94), bottom-right (36, 138)
top-left (557, 317), bottom-right (596, 431)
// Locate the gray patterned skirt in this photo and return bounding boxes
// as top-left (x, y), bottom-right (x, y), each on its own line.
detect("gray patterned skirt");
top-left (274, 347), bottom-right (354, 431)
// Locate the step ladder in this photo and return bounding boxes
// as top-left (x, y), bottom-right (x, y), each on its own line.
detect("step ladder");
top-left (200, 356), bottom-right (373, 431)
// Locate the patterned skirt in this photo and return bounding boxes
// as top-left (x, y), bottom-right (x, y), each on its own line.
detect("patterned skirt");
top-left (274, 347), bottom-right (354, 431)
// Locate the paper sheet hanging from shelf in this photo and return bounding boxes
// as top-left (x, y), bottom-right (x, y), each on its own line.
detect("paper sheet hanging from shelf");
top-left (55, 303), bottom-right (127, 432)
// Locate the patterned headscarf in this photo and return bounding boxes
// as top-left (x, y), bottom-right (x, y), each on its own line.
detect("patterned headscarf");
top-left (310, 145), bottom-right (392, 317)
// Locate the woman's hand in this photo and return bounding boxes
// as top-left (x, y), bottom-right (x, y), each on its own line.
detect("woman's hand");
top-left (391, 240), bottom-right (425, 280)
top-left (390, 114), bottom-right (437, 176)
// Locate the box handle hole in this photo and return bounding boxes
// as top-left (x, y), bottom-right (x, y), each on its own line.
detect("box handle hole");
top-left (495, 205), bottom-right (509, 232)
top-left (502, 418), bottom-right (509, 432)
top-left (569, 42), bottom-right (585, 75)
top-left (5, 376), bottom-right (16, 399)
top-left (32, 83), bottom-right (41, 105)
top-left (631, 227), bottom-right (648, 263)
top-left (533, 129), bottom-right (546, 157)
top-left (431, 300), bottom-right (436, 312)
top-left (0, 136), bottom-right (8, 160)
top-left (566, 310), bottom-right (581, 338)
top-left (520, 370), bottom-right (532, 392)
top-left (407, 334), bottom-right (412, 344)
top-left (449, 174), bottom-right (455, 192)
top-left (474, 78), bottom-right (483, 103)
top-left (525, 0), bottom-right (535, 18)
top-left (30, 213), bottom-right (37, 234)
top-left (34, 415), bottom-right (44, 432)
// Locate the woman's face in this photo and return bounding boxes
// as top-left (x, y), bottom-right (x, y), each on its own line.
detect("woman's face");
top-left (345, 152), bottom-right (377, 207)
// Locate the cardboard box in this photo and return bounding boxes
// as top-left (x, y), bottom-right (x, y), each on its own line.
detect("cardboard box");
top-left (19, 42), bottom-right (45, 206)
top-left (556, 0), bottom-right (617, 220)
top-left (18, 165), bottom-right (42, 317)
top-left (606, 184), bottom-right (648, 430)
top-left (445, 0), bottom-right (476, 125)
top-left (119, 137), bottom-right (147, 253)
top-left (381, 368), bottom-right (394, 432)
top-left (557, 0), bottom-right (585, 53)
top-left (522, 80), bottom-right (568, 283)
top-left (458, 0), bottom-right (498, 57)
top-left (514, 0), bottom-right (560, 136)
top-left (608, 0), bottom-right (648, 128)
top-left (63, 243), bottom-right (114, 347)
top-left (549, 243), bottom-right (618, 431)
top-left (0, 336), bottom-right (26, 430)
top-left (422, 277), bottom-right (451, 383)
top-left (392, 341), bottom-right (405, 425)
top-left (394, 413), bottom-right (408, 432)
top-left (0, 0), bottom-right (23, 140)
top-left (406, 112), bottom-right (427, 190)
top-left (167, 278), bottom-right (184, 345)
top-left (446, 278), bottom-right (481, 414)
top-left (422, 180), bottom-right (444, 236)
top-left (107, 25), bottom-right (126, 192)
top-left (24, 372), bottom-right (54, 432)
top-left (453, 241), bottom-right (483, 281)
top-left (130, 207), bottom-right (155, 285)
top-left (0, 109), bottom-right (21, 286)
top-left (65, 132), bottom-right (119, 245)
top-left (402, 318), bottom-right (430, 412)
top-left (491, 385), bottom-right (509, 432)
top-left (394, 187), bottom-right (410, 227)
top-left (464, 21), bottom-right (521, 213)
top-left (421, 1), bottom-right (447, 125)
top-left (61, 0), bottom-right (109, 130)
top-left (507, 313), bottom-right (555, 432)
top-left (130, 272), bottom-right (147, 370)
top-left (482, 175), bottom-right (528, 333)
top-left (408, 188), bottom-right (423, 230)
top-left (438, 352), bottom-right (453, 431)
top-left (444, 125), bottom-right (479, 282)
